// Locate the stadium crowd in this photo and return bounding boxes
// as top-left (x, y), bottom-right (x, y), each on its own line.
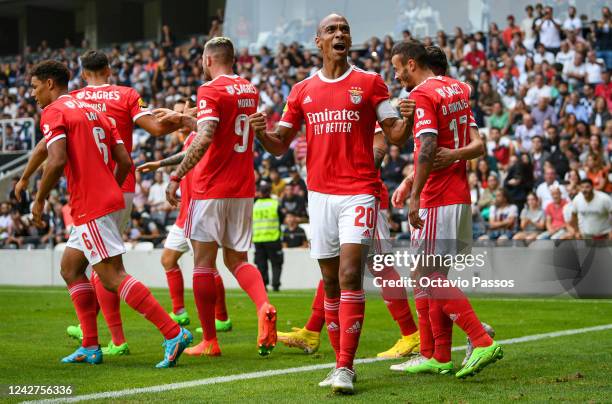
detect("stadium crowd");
top-left (0, 4), bottom-right (611, 248)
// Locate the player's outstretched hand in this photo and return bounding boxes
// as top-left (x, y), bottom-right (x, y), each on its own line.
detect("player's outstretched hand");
top-left (399, 99), bottom-right (416, 120)
top-left (153, 108), bottom-right (183, 124)
top-left (166, 180), bottom-right (180, 207)
top-left (248, 112), bottom-right (266, 133)
top-left (31, 199), bottom-right (45, 228)
top-left (408, 195), bottom-right (423, 230)
top-left (392, 174), bottom-right (414, 208)
top-left (433, 147), bottom-right (457, 170)
top-left (14, 178), bottom-right (28, 202)
top-left (137, 161), bottom-right (161, 173)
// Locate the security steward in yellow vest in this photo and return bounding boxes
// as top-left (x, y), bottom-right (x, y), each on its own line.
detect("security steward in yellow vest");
top-left (253, 182), bottom-right (284, 291)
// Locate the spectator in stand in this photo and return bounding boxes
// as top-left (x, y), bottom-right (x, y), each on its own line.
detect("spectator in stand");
top-left (479, 189), bottom-right (518, 243)
top-left (531, 97), bottom-right (557, 127)
top-left (584, 153), bottom-right (611, 192)
top-left (0, 202), bottom-right (12, 247)
top-left (533, 43), bottom-right (555, 65)
top-left (269, 168), bottom-right (286, 198)
top-left (524, 73), bottom-right (552, 108)
top-left (279, 186), bottom-right (307, 222)
top-left (536, 166), bottom-right (569, 209)
top-left (563, 52), bottom-right (587, 89)
top-left (535, 6), bottom-right (562, 53)
top-left (594, 7), bottom-right (612, 69)
top-left (562, 92), bottom-right (590, 124)
top-left (488, 102), bottom-right (510, 134)
top-left (486, 127), bottom-right (513, 171)
top-left (505, 154), bottom-right (534, 212)
top-left (521, 5), bottom-right (536, 50)
top-left (515, 113), bottom-right (542, 153)
top-left (502, 15), bottom-right (522, 47)
top-left (585, 51), bottom-right (605, 85)
top-left (538, 186), bottom-right (570, 239)
top-left (555, 41), bottom-right (576, 67)
top-left (530, 135), bottom-right (550, 183)
top-left (547, 134), bottom-right (571, 179)
top-left (513, 192), bottom-right (546, 242)
top-left (465, 37), bottom-right (487, 68)
top-left (148, 171), bottom-right (169, 213)
top-left (563, 6), bottom-right (582, 37)
top-left (382, 145), bottom-right (407, 191)
top-left (282, 213), bottom-right (308, 248)
top-left (569, 178), bottom-right (612, 239)
top-left (591, 96), bottom-right (611, 130)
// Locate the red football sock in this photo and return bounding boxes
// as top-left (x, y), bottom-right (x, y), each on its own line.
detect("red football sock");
top-left (193, 267), bottom-right (217, 341)
top-left (379, 266), bottom-right (417, 336)
top-left (429, 297), bottom-right (453, 363)
top-left (91, 272), bottom-right (126, 346)
top-left (305, 280), bottom-right (325, 332)
top-left (233, 262), bottom-right (268, 310)
top-left (214, 273), bottom-right (229, 322)
top-left (118, 275), bottom-right (180, 340)
top-left (429, 272), bottom-right (493, 348)
top-left (414, 286), bottom-right (434, 358)
top-left (324, 297), bottom-right (340, 362)
top-left (338, 290), bottom-right (366, 370)
top-left (68, 279), bottom-right (99, 347)
top-left (165, 267), bottom-right (185, 314)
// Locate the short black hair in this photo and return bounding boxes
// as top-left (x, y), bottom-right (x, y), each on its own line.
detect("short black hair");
top-left (31, 60), bottom-right (70, 87)
top-left (426, 45), bottom-right (447, 76)
top-left (580, 178), bottom-right (593, 186)
top-left (391, 40), bottom-right (428, 67)
top-left (204, 37), bottom-right (235, 65)
top-left (80, 50), bottom-right (109, 72)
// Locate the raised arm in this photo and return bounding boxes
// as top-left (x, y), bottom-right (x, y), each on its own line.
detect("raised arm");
top-left (15, 139), bottom-right (48, 201)
top-left (137, 151), bottom-right (187, 173)
top-left (249, 112), bottom-right (297, 156)
top-left (378, 99), bottom-right (415, 146)
top-left (165, 120), bottom-right (217, 206)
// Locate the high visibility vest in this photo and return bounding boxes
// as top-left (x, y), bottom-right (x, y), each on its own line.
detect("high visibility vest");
top-left (252, 198), bottom-right (280, 243)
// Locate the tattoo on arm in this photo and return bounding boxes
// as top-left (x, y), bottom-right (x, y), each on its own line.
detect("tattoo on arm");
top-left (174, 120), bottom-right (217, 178)
top-left (417, 133), bottom-right (437, 165)
top-left (159, 151), bottom-right (186, 167)
top-left (374, 147), bottom-right (386, 170)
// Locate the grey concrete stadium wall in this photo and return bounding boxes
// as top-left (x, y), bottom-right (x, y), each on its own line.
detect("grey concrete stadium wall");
top-left (1, 244), bottom-right (611, 297)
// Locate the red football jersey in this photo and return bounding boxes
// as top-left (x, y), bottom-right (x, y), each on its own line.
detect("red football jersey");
top-left (280, 66), bottom-right (390, 197)
top-left (410, 76), bottom-right (478, 208)
top-left (193, 75), bottom-right (258, 199)
top-left (71, 84), bottom-right (150, 193)
top-left (175, 132), bottom-right (196, 228)
top-left (41, 95), bottom-right (125, 225)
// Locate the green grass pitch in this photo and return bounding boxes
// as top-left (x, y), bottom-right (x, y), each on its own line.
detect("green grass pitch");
top-left (0, 286), bottom-right (611, 403)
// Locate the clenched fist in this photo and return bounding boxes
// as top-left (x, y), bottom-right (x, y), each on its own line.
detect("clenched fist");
top-left (249, 112), bottom-right (267, 133)
top-left (399, 98), bottom-right (416, 120)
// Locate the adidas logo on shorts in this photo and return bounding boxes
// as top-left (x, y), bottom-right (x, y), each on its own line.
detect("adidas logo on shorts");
top-left (449, 313), bottom-right (458, 321)
top-left (346, 321), bottom-right (362, 334)
top-left (362, 229), bottom-right (371, 238)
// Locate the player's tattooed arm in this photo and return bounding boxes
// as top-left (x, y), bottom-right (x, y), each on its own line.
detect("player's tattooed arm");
top-left (373, 132), bottom-right (387, 170)
top-left (137, 151), bottom-right (187, 173)
top-left (166, 120), bottom-right (217, 206)
top-left (32, 139), bottom-right (68, 227)
top-left (408, 133), bottom-right (437, 229)
top-left (15, 139), bottom-right (48, 202)
top-left (249, 112), bottom-right (297, 156)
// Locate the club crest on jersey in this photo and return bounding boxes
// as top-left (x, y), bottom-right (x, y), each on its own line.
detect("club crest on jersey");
top-left (225, 85), bottom-right (235, 95)
top-left (348, 87), bottom-right (363, 104)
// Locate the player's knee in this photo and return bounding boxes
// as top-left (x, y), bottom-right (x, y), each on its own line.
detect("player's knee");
top-left (161, 251), bottom-right (178, 271)
top-left (338, 264), bottom-right (362, 290)
top-left (60, 266), bottom-right (80, 284)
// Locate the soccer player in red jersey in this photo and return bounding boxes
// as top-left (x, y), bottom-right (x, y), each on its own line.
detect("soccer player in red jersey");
top-left (28, 60), bottom-right (191, 367)
top-left (16, 50), bottom-right (182, 356)
top-left (162, 37), bottom-right (276, 357)
top-left (390, 41), bottom-right (503, 378)
top-left (250, 14), bottom-right (414, 394)
top-left (276, 124), bottom-right (421, 359)
top-left (137, 106), bottom-right (232, 334)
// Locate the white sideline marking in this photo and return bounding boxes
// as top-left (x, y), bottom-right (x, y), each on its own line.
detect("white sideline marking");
top-left (23, 323), bottom-right (612, 404)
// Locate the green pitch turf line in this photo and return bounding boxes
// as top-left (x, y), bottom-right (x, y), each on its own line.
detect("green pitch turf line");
top-left (22, 323), bottom-right (612, 404)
